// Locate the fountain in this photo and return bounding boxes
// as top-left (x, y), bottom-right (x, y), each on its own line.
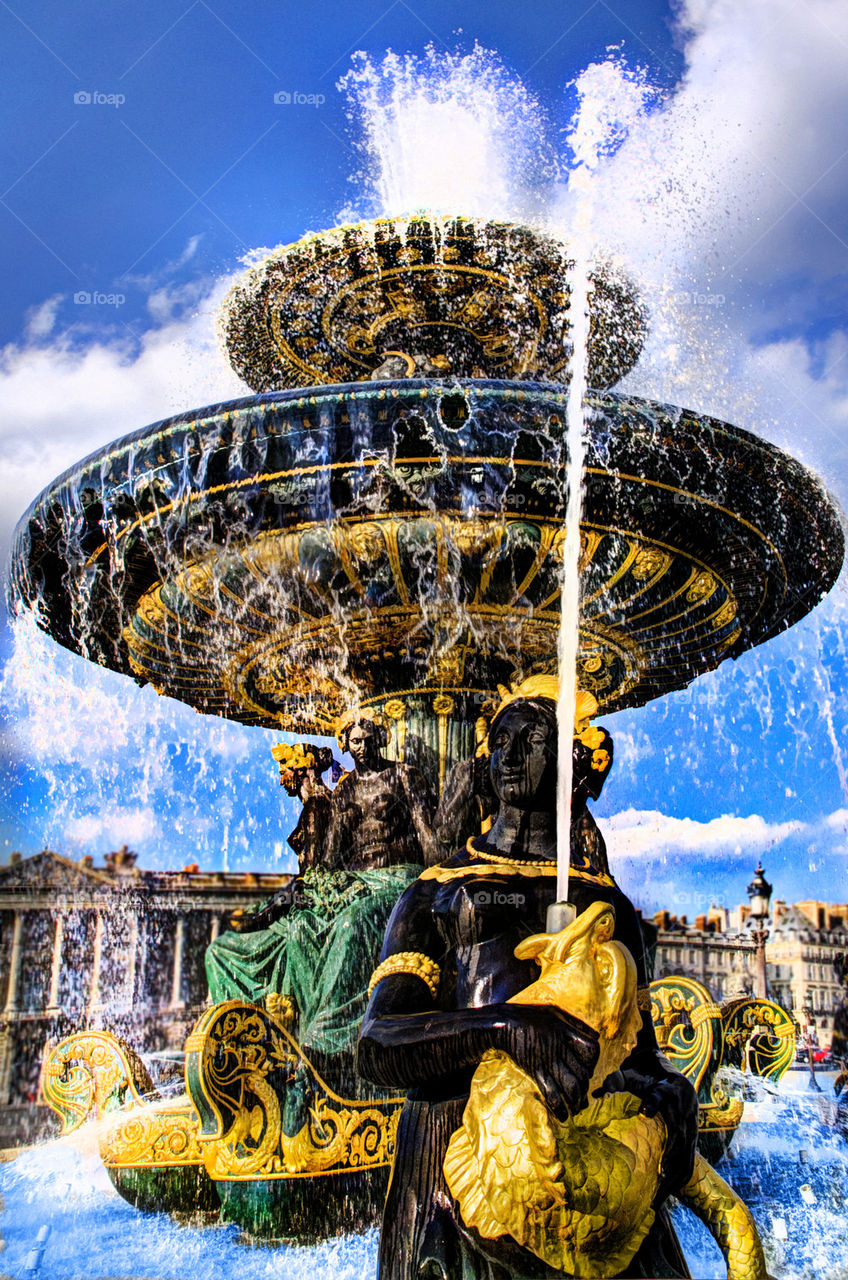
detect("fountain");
top-left (5, 210), bottom-right (844, 1271)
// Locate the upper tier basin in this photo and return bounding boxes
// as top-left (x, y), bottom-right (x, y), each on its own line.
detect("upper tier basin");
top-left (9, 378), bottom-right (843, 743)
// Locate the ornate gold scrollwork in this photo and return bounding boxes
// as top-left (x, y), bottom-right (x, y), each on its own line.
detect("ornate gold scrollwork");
top-left (649, 976), bottom-right (719, 1091)
top-left (41, 1031), bottom-right (156, 1134)
top-left (721, 998), bottom-right (796, 1082)
top-left (648, 976), bottom-right (745, 1140)
top-left (99, 1097), bottom-right (206, 1170)
top-left (698, 1087), bottom-right (745, 1136)
top-left (40, 1029), bottom-right (206, 1170)
top-left (184, 1000), bottom-right (404, 1181)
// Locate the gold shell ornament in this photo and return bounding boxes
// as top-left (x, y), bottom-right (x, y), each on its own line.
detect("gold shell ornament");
top-left (443, 903), bottom-right (769, 1280)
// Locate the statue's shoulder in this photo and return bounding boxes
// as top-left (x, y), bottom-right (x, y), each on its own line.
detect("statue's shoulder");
top-left (416, 843), bottom-right (479, 883)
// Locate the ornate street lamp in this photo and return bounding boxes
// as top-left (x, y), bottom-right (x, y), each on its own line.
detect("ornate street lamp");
top-left (746, 861), bottom-right (773, 1000)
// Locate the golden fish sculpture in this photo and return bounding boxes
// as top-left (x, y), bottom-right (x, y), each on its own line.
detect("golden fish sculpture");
top-left (443, 902), bottom-right (769, 1280)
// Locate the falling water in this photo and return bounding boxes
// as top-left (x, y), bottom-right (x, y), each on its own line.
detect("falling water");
top-left (555, 236), bottom-right (590, 903)
top-left (553, 64), bottom-right (649, 904)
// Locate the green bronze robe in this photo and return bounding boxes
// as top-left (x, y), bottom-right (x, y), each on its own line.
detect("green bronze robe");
top-left (205, 864), bottom-right (420, 1056)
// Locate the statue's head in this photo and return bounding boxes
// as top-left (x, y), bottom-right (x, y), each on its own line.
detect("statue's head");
top-left (486, 676), bottom-right (603, 811)
top-left (488, 695), bottom-right (558, 811)
top-left (336, 709), bottom-right (388, 769)
top-left (270, 741), bottom-right (334, 794)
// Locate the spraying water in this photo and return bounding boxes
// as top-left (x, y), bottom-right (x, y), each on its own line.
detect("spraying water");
top-left (338, 44), bottom-right (555, 222)
top-left (553, 63), bottom-right (655, 906)
top-left (554, 234), bottom-right (590, 905)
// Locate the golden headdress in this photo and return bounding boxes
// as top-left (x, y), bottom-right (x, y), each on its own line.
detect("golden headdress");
top-left (490, 676), bottom-right (599, 733)
top-left (333, 705), bottom-right (388, 749)
top-left (270, 741), bottom-right (317, 771)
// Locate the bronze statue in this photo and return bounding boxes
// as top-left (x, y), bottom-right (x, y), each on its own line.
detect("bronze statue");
top-left (357, 677), bottom-right (700, 1279)
top-left (204, 721), bottom-right (434, 1086)
top-left (434, 713), bottom-right (497, 855)
top-left (276, 741), bottom-right (336, 873)
top-left (329, 710), bottom-right (439, 869)
top-left (224, 742), bottom-right (336, 936)
top-left (433, 691), bottom-right (614, 873)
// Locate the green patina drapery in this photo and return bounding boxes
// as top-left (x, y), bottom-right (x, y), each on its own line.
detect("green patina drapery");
top-left (205, 864), bottom-right (420, 1056)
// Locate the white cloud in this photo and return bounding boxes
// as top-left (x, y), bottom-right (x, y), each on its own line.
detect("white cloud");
top-left (580, 0), bottom-right (848, 287)
top-left (558, 0), bottom-right (848, 507)
top-left (605, 807), bottom-right (806, 860)
top-left (66, 806), bottom-right (160, 849)
top-left (0, 272), bottom-right (247, 561)
top-left (24, 295), bottom-right (63, 342)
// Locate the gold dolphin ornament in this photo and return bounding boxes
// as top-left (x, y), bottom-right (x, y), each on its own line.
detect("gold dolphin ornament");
top-left (443, 903), bottom-right (770, 1280)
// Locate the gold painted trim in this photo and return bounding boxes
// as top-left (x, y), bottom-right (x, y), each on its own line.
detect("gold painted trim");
top-left (83, 454), bottom-right (785, 595)
top-left (368, 952), bottom-right (441, 999)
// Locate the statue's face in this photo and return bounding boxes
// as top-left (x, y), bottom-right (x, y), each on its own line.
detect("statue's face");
top-left (488, 701), bottom-right (557, 810)
top-left (278, 767), bottom-right (304, 797)
top-left (278, 767), bottom-right (297, 795)
top-left (347, 722), bottom-right (379, 768)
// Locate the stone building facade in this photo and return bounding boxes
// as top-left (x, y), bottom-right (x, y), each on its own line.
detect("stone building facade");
top-left (764, 900), bottom-right (848, 1042)
top-left (0, 847), bottom-right (290, 1140)
top-left (653, 898), bottom-right (848, 1049)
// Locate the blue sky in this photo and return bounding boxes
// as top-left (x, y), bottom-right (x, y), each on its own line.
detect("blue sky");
top-left (1, 0), bottom-right (847, 918)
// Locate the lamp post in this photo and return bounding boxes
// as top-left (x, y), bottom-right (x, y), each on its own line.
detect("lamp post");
top-left (746, 861), bottom-right (772, 1000)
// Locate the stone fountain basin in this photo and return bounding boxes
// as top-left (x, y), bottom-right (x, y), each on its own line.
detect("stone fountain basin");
top-left (9, 378), bottom-right (843, 736)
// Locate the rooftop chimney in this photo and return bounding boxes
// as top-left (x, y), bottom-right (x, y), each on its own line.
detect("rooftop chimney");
top-left (104, 845), bottom-right (138, 875)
